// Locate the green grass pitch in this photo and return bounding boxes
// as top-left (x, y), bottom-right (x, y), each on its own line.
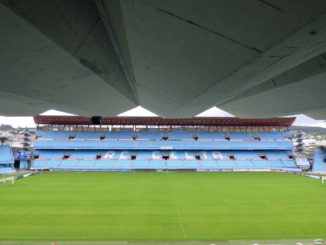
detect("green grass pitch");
top-left (0, 172), bottom-right (326, 241)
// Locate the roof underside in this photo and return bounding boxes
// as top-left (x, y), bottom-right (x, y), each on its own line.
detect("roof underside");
top-left (1, 1), bottom-right (326, 118)
top-left (34, 116), bottom-right (295, 127)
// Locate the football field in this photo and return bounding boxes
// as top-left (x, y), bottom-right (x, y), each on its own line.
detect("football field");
top-left (0, 172), bottom-right (325, 242)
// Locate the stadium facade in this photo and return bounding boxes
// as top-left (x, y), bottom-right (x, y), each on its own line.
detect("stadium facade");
top-left (31, 116), bottom-right (301, 172)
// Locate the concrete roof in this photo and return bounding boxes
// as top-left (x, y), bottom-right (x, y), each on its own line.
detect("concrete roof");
top-left (1, 0), bottom-right (326, 118)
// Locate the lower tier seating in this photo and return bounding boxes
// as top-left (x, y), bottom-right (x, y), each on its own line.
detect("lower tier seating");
top-left (31, 150), bottom-right (299, 171)
top-left (312, 147), bottom-right (326, 172)
top-left (0, 167), bottom-right (16, 174)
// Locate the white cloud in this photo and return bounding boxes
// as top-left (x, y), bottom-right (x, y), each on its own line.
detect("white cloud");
top-left (196, 107), bottom-right (234, 117)
top-left (40, 109), bottom-right (76, 116)
top-left (118, 106), bottom-right (158, 117)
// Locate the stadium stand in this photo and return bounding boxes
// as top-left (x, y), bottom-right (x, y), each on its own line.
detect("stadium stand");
top-left (0, 144), bottom-right (16, 174)
top-left (312, 147), bottom-right (326, 173)
top-left (31, 116), bottom-right (300, 172)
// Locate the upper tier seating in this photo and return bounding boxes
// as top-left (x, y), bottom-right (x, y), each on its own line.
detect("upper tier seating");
top-left (36, 130), bottom-right (292, 141)
top-left (35, 139), bottom-right (293, 150)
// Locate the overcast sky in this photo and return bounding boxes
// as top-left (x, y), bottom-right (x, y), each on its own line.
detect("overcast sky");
top-left (0, 106), bottom-right (326, 128)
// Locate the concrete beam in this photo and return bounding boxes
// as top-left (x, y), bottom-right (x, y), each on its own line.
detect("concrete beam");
top-left (0, 1), bottom-right (136, 116)
top-left (171, 11), bottom-right (326, 117)
top-left (95, 0), bottom-right (140, 104)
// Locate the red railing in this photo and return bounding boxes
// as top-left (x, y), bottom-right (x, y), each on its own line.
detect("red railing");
top-left (34, 116), bottom-right (295, 127)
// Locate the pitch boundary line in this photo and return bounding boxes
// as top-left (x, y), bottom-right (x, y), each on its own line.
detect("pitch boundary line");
top-left (174, 200), bottom-right (187, 238)
top-left (166, 173), bottom-right (187, 238)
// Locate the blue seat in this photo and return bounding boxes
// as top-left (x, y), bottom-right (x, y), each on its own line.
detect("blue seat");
top-left (312, 147), bottom-right (326, 172)
top-left (0, 145), bottom-right (14, 164)
top-left (0, 167), bottom-right (16, 174)
top-left (32, 129), bottom-right (299, 171)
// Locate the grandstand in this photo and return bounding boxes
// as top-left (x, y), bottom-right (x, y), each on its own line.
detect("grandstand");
top-left (0, 144), bottom-right (15, 174)
top-left (31, 116), bottom-right (299, 172)
top-left (312, 146), bottom-right (326, 173)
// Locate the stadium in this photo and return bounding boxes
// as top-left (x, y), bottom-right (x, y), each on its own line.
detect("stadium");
top-left (1, 0), bottom-right (326, 244)
top-left (1, 115), bottom-right (326, 243)
top-left (32, 116), bottom-right (297, 171)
